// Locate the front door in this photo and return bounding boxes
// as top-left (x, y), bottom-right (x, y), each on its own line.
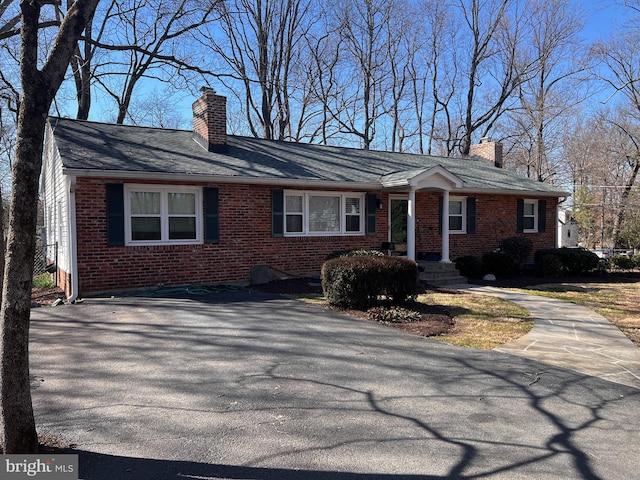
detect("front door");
top-left (389, 197), bottom-right (408, 255)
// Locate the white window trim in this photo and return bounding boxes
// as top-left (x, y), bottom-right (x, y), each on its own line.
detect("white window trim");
top-left (124, 184), bottom-right (203, 246)
top-left (523, 199), bottom-right (538, 233)
top-left (284, 190), bottom-right (365, 236)
top-left (449, 196), bottom-right (466, 234)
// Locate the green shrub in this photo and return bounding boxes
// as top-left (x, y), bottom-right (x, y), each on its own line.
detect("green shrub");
top-left (33, 273), bottom-right (55, 289)
top-left (610, 255), bottom-right (636, 271)
top-left (534, 248), bottom-right (599, 276)
top-left (325, 248), bottom-right (384, 260)
top-left (481, 251), bottom-right (519, 277)
top-left (537, 254), bottom-right (563, 277)
top-left (366, 306), bottom-right (422, 323)
top-left (454, 255), bottom-right (484, 278)
top-left (321, 256), bottom-right (418, 309)
top-left (632, 254), bottom-right (640, 269)
top-left (499, 236), bottom-right (533, 266)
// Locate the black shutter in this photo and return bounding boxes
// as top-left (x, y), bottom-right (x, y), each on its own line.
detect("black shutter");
top-left (366, 193), bottom-right (377, 235)
top-left (106, 183), bottom-right (124, 246)
top-left (516, 199), bottom-right (524, 233)
top-left (538, 200), bottom-right (547, 233)
top-left (272, 189), bottom-right (284, 237)
top-left (203, 187), bottom-right (220, 244)
top-left (467, 197), bottom-right (476, 234)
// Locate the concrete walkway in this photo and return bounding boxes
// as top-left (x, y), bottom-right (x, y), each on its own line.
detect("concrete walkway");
top-left (453, 284), bottom-right (640, 389)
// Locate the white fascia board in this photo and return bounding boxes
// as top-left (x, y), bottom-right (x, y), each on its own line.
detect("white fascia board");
top-left (61, 168), bottom-right (381, 190)
top-left (452, 187), bottom-right (571, 197)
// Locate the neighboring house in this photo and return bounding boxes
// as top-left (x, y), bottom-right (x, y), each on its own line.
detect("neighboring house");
top-left (42, 87), bottom-right (567, 299)
top-left (557, 209), bottom-right (579, 248)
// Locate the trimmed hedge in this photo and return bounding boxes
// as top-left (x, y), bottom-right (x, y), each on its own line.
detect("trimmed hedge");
top-left (499, 236), bottom-right (533, 266)
top-left (610, 255), bottom-right (636, 271)
top-left (321, 256), bottom-right (418, 309)
top-left (325, 248), bottom-right (384, 260)
top-left (481, 251), bottom-right (519, 277)
top-left (537, 254), bottom-right (563, 278)
top-left (534, 248), bottom-right (599, 276)
top-left (454, 255), bottom-right (485, 278)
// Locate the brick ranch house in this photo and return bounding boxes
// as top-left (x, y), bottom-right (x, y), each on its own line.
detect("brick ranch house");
top-left (41, 88), bottom-right (567, 299)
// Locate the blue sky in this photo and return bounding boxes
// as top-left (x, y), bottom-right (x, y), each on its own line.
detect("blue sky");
top-left (581, 0), bottom-right (629, 40)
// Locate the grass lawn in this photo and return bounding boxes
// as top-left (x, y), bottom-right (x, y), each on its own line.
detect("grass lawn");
top-left (294, 289), bottom-right (533, 350)
top-left (416, 291), bottom-right (532, 349)
top-left (292, 274), bottom-right (640, 350)
top-left (511, 281), bottom-right (640, 347)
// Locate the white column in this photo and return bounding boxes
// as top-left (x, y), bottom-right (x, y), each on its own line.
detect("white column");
top-left (407, 188), bottom-right (416, 261)
top-left (441, 190), bottom-right (450, 262)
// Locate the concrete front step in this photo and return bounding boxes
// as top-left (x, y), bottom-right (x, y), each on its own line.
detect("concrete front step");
top-left (418, 261), bottom-right (467, 287)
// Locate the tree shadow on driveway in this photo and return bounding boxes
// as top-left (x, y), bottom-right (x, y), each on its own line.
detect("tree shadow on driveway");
top-left (30, 291), bottom-right (640, 480)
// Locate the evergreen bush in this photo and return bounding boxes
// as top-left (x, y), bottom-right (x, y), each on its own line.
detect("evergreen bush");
top-left (325, 248), bottom-right (384, 260)
top-left (610, 255), bottom-right (635, 271)
top-left (481, 251), bottom-right (519, 277)
top-left (499, 236), bottom-right (533, 266)
top-left (321, 256), bottom-right (418, 309)
top-left (534, 248), bottom-right (599, 275)
top-left (454, 255), bottom-right (485, 278)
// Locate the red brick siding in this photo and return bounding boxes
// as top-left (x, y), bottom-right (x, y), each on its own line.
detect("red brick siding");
top-left (74, 178), bottom-right (557, 295)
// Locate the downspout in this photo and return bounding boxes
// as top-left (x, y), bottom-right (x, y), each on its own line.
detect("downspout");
top-left (556, 196), bottom-right (567, 249)
top-left (67, 176), bottom-right (79, 303)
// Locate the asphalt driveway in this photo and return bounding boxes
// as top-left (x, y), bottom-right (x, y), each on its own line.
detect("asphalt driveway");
top-left (30, 289), bottom-right (640, 480)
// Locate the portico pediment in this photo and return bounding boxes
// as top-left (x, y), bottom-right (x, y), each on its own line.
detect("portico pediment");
top-left (381, 165), bottom-right (465, 190)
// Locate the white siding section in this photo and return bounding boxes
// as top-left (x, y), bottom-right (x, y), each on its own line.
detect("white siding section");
top-left (42, 122), bottom-right (71, 273)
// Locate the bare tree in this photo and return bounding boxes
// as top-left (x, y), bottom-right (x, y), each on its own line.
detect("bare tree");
top-left (327, 0), bottom-right (396, 150)
top-left (420, 0), bottom-right (459, 156)
top-left (505, 0), bottom-right (587, 182)
top-left (88, 0), bottom-right (216, 124)
top-left (591, 6), bottom-right (640, 246)
top-left (456, 0), bottom-right (537, 156)
top-left (200, 0), bottom-right (312, 140)
top-left (0, 0), bottom-right (99, 453)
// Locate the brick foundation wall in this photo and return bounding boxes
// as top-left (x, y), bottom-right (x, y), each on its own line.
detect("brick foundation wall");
top-left (74, 178), bottom-right (557, 295)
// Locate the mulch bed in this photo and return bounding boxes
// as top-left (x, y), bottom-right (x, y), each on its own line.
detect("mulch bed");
top-left (249, 271), bottom-right (640, 339)
top-left (251, 277), bottom-right (456, 337)
top-left (31, 286), bottom-right (66, 308)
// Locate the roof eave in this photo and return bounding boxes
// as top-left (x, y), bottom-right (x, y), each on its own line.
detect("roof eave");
top-left (61, 168), bottom-right (381, 190)
top-left (453, 187), bottom-right (570, 197)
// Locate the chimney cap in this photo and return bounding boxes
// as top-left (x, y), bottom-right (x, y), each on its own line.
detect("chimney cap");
top-left (200, 85), bottom-right (216, 94)
top-left (479, 136), bottom-right (491, 143)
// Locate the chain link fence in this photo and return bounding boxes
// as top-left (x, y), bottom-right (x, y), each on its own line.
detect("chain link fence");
top-left (34, 242), bottom-right (58, 286)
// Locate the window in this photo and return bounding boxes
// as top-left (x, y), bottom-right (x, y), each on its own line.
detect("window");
top-left (283, 191), bottom-right (364, 236)
top-left (523, 199), bottom-right (538, 232)
top-left (449, 197), bottom-right (466, 233)
top-left (124, 185), bottom-right (202, 245)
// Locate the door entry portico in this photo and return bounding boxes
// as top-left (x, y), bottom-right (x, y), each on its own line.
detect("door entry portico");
top-left (381, 165), bottom-right (465, 263)
top-left (389, 197), bottom-right (408, 255)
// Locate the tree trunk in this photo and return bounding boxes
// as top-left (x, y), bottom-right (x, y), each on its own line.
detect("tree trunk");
top-left (0, 87), bottom-right (47, 456)
top-left (0, 0), bottom-right (99, 454)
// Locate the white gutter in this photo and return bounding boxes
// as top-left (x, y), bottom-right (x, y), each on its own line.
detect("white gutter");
top-left (61, 168), bottom-right (380, 191)
top-left (67, 175), bottom-right (79, 303)
top-left (62, 168), bottom-right (569, 197)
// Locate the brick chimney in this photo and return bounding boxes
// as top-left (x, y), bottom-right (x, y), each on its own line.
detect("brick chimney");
top-left (469, 137), bottom-right (503, 168)
top-left (192, 86), bottom-right (227, 153)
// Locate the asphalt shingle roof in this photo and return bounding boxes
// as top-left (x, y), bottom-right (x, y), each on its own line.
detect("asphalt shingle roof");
top-left (49, 117), bottom-right (565, 196)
